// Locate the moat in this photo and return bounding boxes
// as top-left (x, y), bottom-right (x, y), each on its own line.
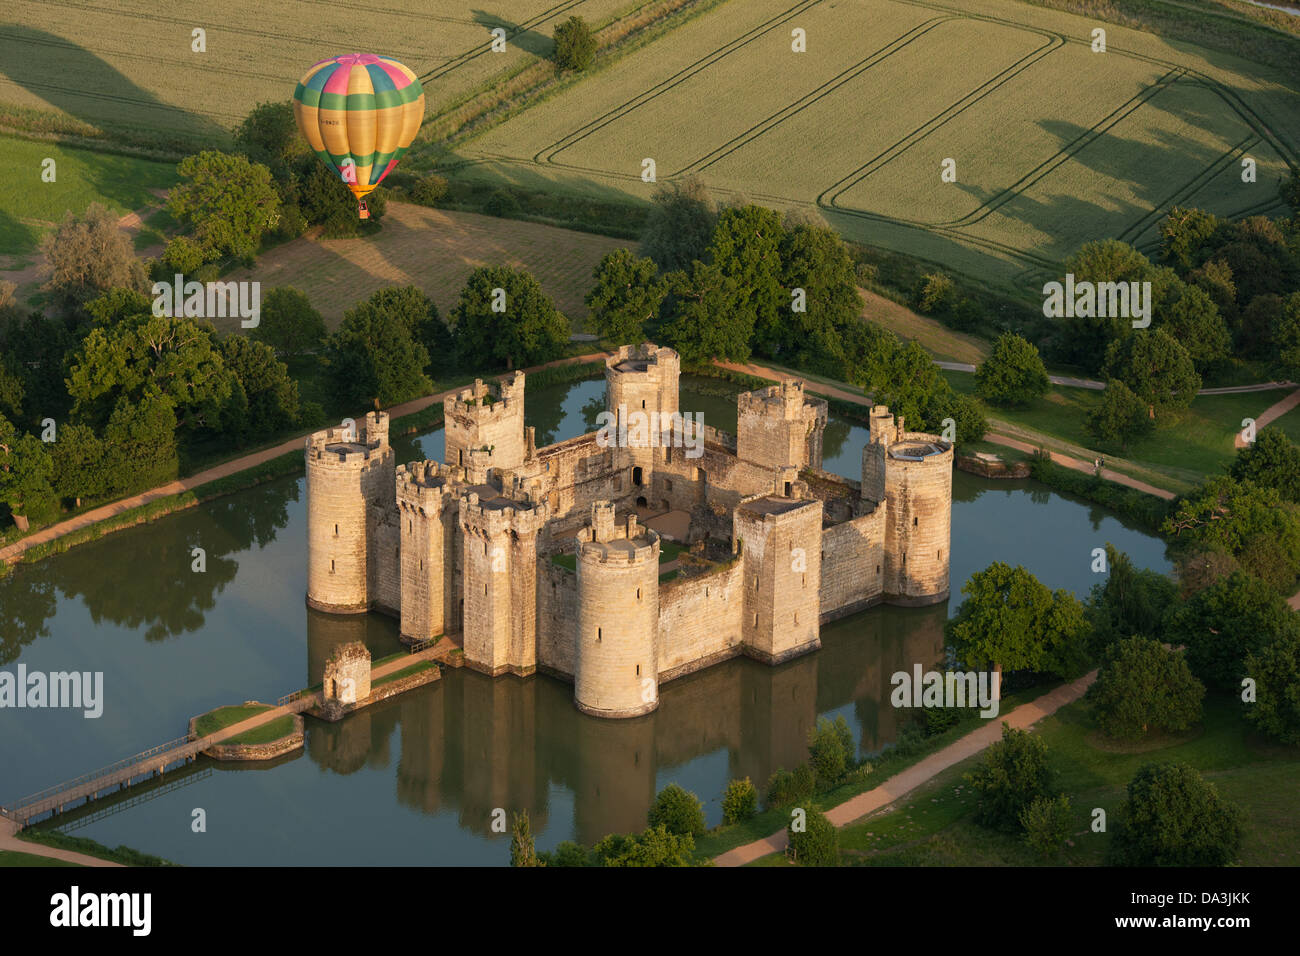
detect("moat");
top-left (0, 375), bottom-right (1172, 865)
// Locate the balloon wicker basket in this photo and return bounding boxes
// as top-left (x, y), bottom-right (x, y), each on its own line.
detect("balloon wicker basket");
top-left (358, 199), bottom-right (370, 221)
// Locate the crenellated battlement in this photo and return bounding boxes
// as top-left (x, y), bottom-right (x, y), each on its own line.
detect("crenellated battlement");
top-left (459, 492), bottom-right (549, 538)
top-left (445, 371), bottom-right (525, 421)
top-left (305, 343), bottom-right (952, 717)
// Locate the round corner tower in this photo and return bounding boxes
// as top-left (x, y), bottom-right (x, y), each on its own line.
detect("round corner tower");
top-left (574, 501), bottom-right (661, 719)
top-left (306, 411), bottom-right (395, 613)
top-left (880, 416), bottom-right (953, 606)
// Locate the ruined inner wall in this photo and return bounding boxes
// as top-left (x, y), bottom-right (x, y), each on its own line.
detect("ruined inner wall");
top-left (656, 559), bottom-right (745, 682)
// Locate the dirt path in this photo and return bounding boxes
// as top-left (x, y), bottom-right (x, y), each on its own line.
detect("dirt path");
top-left (0, 352), bottom-right (611, 567)
top-left (712, 670), bottom-right (1098, 867)
top-left (0, 818), bottom-right (123, 868)
top-left (1234, 387), bottom-right (1300, 448)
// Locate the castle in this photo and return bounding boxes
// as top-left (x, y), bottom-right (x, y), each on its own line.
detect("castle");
top-left (305, 343), bottom-right (953, 719)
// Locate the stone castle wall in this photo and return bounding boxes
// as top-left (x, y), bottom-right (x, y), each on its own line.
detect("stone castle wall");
top-left (303, 344), bottom-right (954, 719)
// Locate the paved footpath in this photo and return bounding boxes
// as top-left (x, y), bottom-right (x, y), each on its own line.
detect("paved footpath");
top-left (0, 353), bottom-right (612, 567)
top-left (713, 670), bottom-right (1098, 867)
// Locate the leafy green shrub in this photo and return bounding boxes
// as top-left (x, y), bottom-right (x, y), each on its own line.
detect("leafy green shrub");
top-left (553, 15), bottom-right (597, 71)
top-left (808, 715), bottom-right (854, 786)
top-left (647, 783), bottom-right (705, 837)
top-left (409, 174), bottom-right (449, 207)
top-left (786, 808), bottom-right (838, 866)
top-left (765, 763), bottom-right (816, 809)
top-left (1107, 762), bottom-right (1244, 866)
top-left (965, 724), bottom-right (1054, 832)
top-left (1086, 636), bottom-right (1204, 740)
top-left (913, 272), bottom-right (954, 314)
top-left (721, 777), bottom-right (757, 825)
top-left (161, 235), bottom-right (206, 275)
top-left (483, 189), bottom-right (522, 218)
top-left (1020, 793), bottom-right (1073, 858)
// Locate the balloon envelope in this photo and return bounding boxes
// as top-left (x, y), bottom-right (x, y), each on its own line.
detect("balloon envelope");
top-left (292, 53), bottom-right (424, 201)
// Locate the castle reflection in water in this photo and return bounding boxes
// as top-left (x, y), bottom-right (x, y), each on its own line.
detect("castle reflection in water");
top-left (303, 599), bottom-right (945, 845)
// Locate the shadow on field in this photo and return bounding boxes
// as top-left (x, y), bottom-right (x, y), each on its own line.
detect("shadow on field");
top-left (0, 209), bottom-right (38, 259)
top-left (0, 25), bottom-right (227, 149)
top-left (471, 10), bottom-right (554, 60)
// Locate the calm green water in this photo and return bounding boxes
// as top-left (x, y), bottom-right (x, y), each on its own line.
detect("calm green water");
top-left (0, 375), bottom-right (1171, 864)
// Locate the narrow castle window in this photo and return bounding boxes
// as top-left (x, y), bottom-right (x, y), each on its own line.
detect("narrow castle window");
top-left (665, 479), bottom-right (673, 492)
top-left (641, 399), bottom-right (646, 409)
top-left (794, 612), bottom-right (799, 625)
top-left (754, 575), bottom-right (759, 591)
top-left (913, 516), bottom-right (918, 527)
top-left (753, 613), bottom-right (758, 628)
top-left (636, 664), bottom-right (641, 676)
top-left (802, 573), bottom-right (806, 588)
top-left (330, 559), bottom-right (335, 573)
top-left (597, 627), bottom-right (602, 642)
top-left (637, 587), bottom-right (642, 600)
top-left (334, 523), bottom-right (339, 536)
top-left (877, 564), bottom-right (881, 574)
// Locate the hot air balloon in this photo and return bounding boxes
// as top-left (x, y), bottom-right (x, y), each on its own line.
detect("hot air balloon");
top-left (292, 53), bottom-right (425, 220)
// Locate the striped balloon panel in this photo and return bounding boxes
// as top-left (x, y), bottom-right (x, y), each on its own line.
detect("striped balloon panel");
top-left (292, 54), bottom-right (424, 190)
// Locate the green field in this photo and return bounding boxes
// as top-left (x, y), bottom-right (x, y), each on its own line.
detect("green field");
top-left (456, 0), bottom-right (1300, 285)
top-left (0, 0), bottom-right (661, 148)
top-left (0, 136), bottom-right (175, 256)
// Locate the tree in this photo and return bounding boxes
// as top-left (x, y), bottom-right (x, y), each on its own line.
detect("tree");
top-left (408, 174), bottom-right (448, 207)
top-left (451, 267), bottom-right (568, 371)
top-left (1162, 476), bottom-right (1300, 593)
top-left (1275, 290), bottom-right (1300, 379)
top-left (721, 777), bottom-right (757, 825)
top-left (1242, 626), bottom-right (1300, 744)
top-left (927, 390), bottom-right (988, 446)
top-left (975, 332), bottom-right (1049, 407)
top-left (509, 810), bottom-right (541, 867)
top-left (807, 715), bottom-right (854, 787)
top-left (0, 311), bottom-right (77, 427)
top-left (584, 249), bottom-right (665, 345)
top-left (167, 151), bottom-right (281, 261)
top-left (1020, 794), bottom-right (1073, 858)
top-left (160, 236), bottom-right (206, 277)
top-left (552, 15), bottom-right (596, 71)
top-left (1085, 543), bottom-right (1178, 655)
top-left (592, 825), bottom-right (694, 867)
top-left (1101, 328), bottom-right (1200, 419)
top-left (0, 417), bottom-right (56, 527)
top-left (765, 764), bottom-right (816, 809)
top-left (233, 101), bottom-right (303, 177)
top-left (1086, 636), bottom-right (1204, 740)
top-left (39, 204), bottom-right (148, 312)
top-left (1107, 762), bottom-right (1244, 866)
top-left (101, 394), bottom-right (179, 494)
top-left (1057, 239), bottom-right (1155, 370)
top-left (1189, 257), bottom-right (1237, 319)
top-left (776, 223), bottom-right (864, 377)
top-left (1236, 293), bottom-right (1283, 359)
top-left (349, 285), bottom-right (450, 374)
top-left (707, 205), bottom-right (785, 355)
top-left (1158, 206), bottom-right (1220, 273)
top-left (251, 287), bottom-right (327, 358)
top-left (964, 724), bottom-right (1054, 832)
top-left (67, 314), bottom-right (232, 433)
top-left (1085, 380), bottom-right (1152, 451)
top-left (912, 272), bottom-right (954, 315)
top-left (1230, 426), bottom-right (1300, 502)
top-left (537, 841), bottom-right (590, 867)
top-left (1164, 569), bottom-right (1294, 692)
top-left (647, 783), bottom-right (705, 837)
top-left (786, 808), bottom-right (838, 866)
top-left (327, 301), bottom-right (431, 409)
top-left (640, 176), bottom-right (716, 273)
top-left (657, 259), bottom-right (748, 364)
top-left (295, 157), bottom-right (387, 235)
top-left (1208, 215), bottom-right (1298, 306)
top-left (49, 422), bottom-right (106, 507)
top-left (219, 336), bottom-right (300, 441)
top-left (945, 562), bottom-right (1091, 689)
top-left (1159, 282), bottom-right (1230, 369)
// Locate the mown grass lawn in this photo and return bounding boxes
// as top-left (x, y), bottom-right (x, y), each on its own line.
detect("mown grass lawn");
top-left (755, 696), bottom-right (1300, 867)
top-left (0, 136), bottom-right (176, 255)
top-left (0, 849), bottom-right (81, 867)
top-left (193, 704), bottom-right (272, 737)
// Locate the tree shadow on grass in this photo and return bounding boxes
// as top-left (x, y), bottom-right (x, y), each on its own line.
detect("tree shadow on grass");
top-left (470, 10), bottom-right (555, 61)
